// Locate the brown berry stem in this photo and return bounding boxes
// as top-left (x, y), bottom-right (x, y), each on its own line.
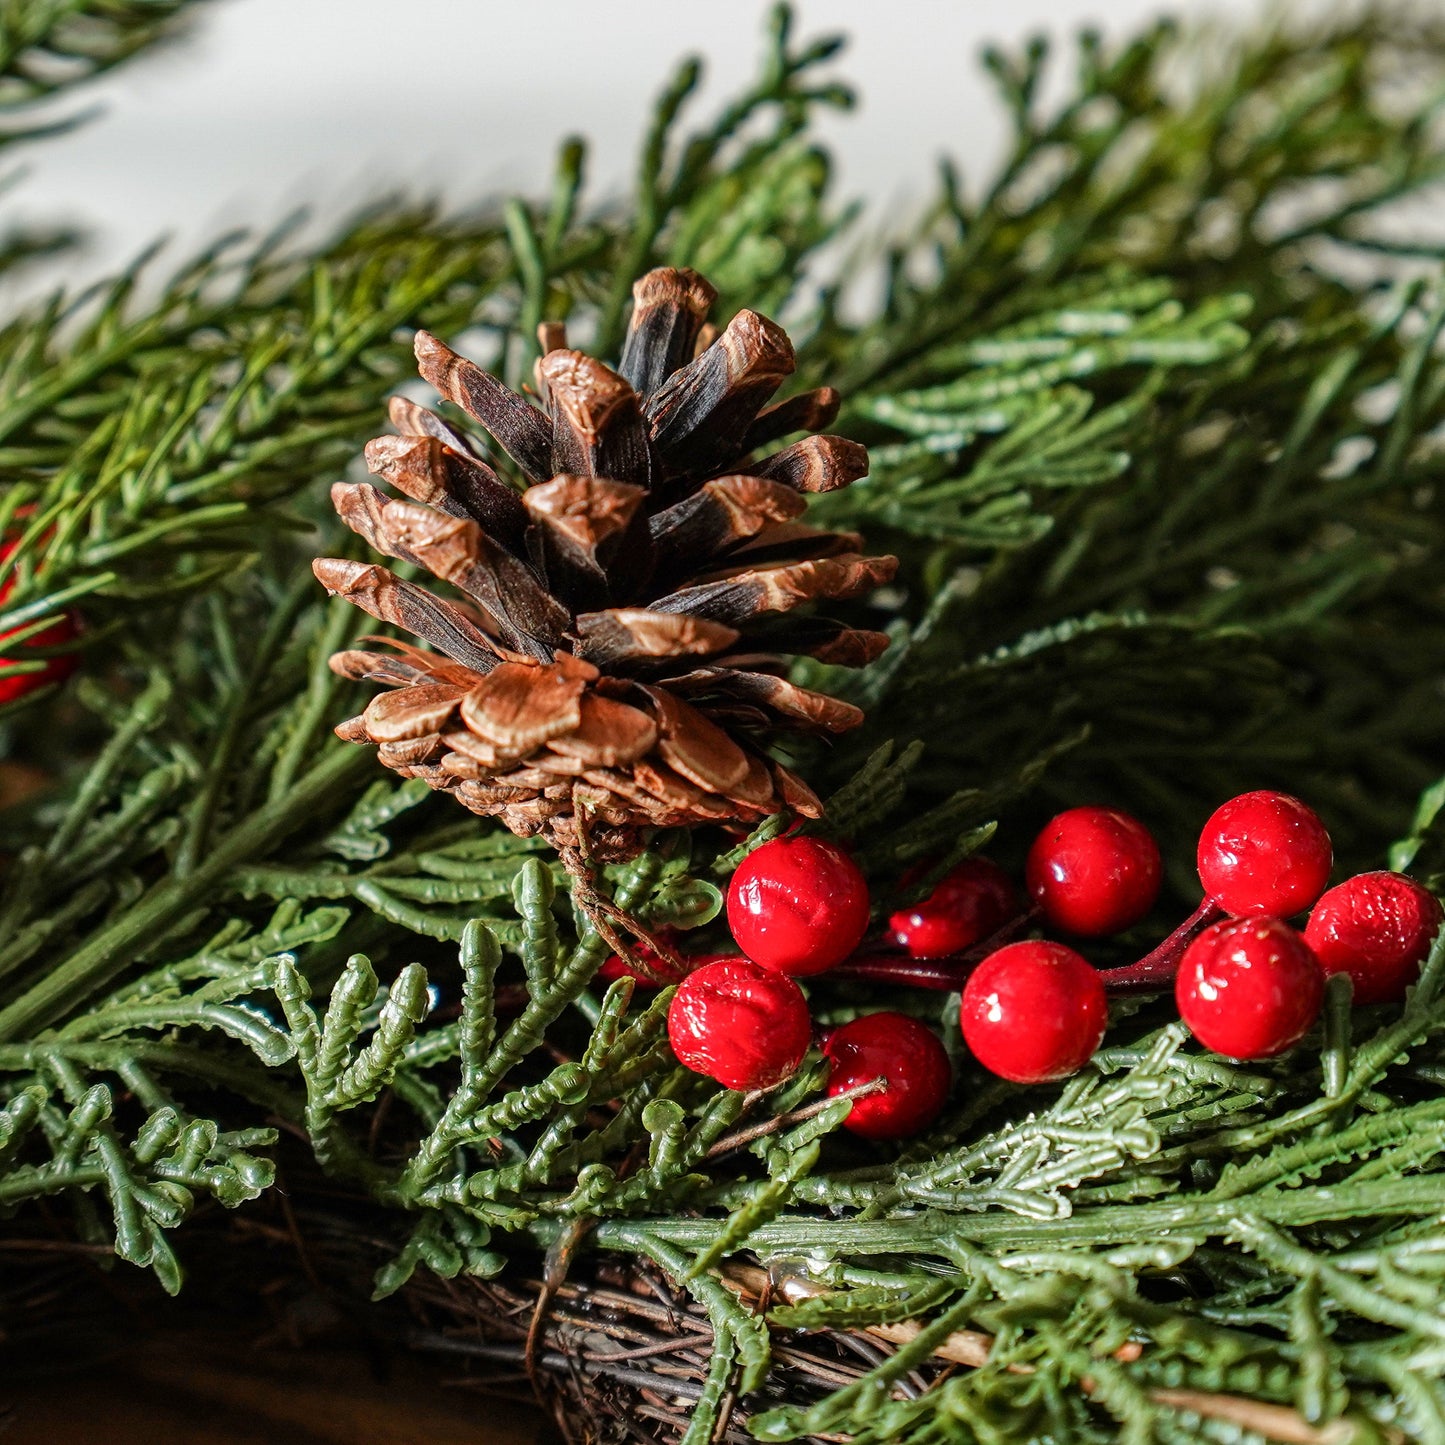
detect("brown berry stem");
top-left (559, 845), bottom-right (680, 985)
top-left (1093, 896), bottom-right (1225, 994)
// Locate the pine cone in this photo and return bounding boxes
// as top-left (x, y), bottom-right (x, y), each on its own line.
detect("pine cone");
top-left (315, 268), bottom-right (895, 860)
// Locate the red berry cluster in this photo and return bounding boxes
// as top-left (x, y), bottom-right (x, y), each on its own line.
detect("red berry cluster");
top-left (667, 836), bottom-right (951, 1140)
top-left (660, 793), bottom-right (1442, 1140)
top-left (973, 794), bottom-right (1438, 1071)
top-left (1177, 793), bottom-right (1439, 1058)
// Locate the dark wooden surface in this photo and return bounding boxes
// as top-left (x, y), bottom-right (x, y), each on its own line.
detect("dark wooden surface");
top-left (0, 1328), bottom-right (549, 1444)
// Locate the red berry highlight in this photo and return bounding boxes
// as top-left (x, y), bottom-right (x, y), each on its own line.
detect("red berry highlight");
top-left (667, 957), bottom-right (811, 1092)
top-left (1176, 917), bottom-right (1323, 1059)
top-left (889, 857), bottom-right (1020, 958)
top-left (823, 1012), bottom-right (951, 1140)
top-left (1197, 790), bottom-right (1332, 919)
top-left (727, 835), bottom-right (870, 977)
top-left (1025, 806), bottom-right (1162, 937)
top-left (1304, 871), bottom-right (1444, 1006)
top-left (960, 940), bottom-right (1107, 1084)
top-left (0, 536), bottom-right (78, 706)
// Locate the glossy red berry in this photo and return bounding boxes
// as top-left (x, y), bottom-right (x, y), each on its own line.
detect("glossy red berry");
top-left (0, 536), bottom-right (78, 706)
top-left (597, 932), bottom-right (683, 986)
top-left (823, 1012), bottom-right (951, 1140)
top-left (1176, 917), bottom-right (1323, 1059)
top-left (727, 835), bottom-right (870, 977)
top-left (889, 857), bottom-right (1020, 958)
top-left (667, 957), bottom-right (811, 1092)
top-left (1304, 871), bottom-right (1444, 1006)
top-left (599, 949), bottom-right (737, 987)
top-left (1197, 791), bottom-right (1332, 918)
top-left (1025, 807), bottom-right (1162, 938)
top-left (960, 940), bottom-right (1108, 1083)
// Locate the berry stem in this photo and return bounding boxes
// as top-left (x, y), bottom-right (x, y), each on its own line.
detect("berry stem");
top-left (830, 898), bottom-right (1227, 996)
top-left (830, 909), bottom-right (1041, 991)
top-left (1094, 896), bottom-right (1225, 994)
top-left (703, 1076), bottom-right (888, 1159)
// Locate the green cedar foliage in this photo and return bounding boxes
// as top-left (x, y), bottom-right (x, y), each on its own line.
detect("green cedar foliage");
top-left (0, 0), bottom-right (205, 139)
top-left (5, 4), bottom-right (1445, 1440)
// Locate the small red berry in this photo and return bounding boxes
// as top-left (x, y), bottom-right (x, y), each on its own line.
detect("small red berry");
top-left (727, 835), bottom-right (870, 977)
top-left (1197, 790), bottom-right (1332, 918)
top-left (598, 955), bottom-right (661, 986)
top-left (1304, 871), bottom-right (1444, 1006)
top-left (598, 931), bottom-right (683, 986)
top-left (0, 536), bottom-right (78, 706)
top-left (889, 857), bottom-right (1020, 958)
top-left (1025, 806), bottom-right (1162, 938)
top-left (667, 957), bottom-right (811, 1091)
top-left (599, 948), bottom-right (736, 987)
top-left (822, 1012), bottom-right (951, 1140)
top-left (1176, 917), bottom-right (1323, 1059)
top-left (960, 940), bottom-right (1108, 1083)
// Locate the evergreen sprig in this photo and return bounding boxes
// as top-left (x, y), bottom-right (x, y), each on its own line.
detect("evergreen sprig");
top-left (0, 0), bottom-right (205, 140)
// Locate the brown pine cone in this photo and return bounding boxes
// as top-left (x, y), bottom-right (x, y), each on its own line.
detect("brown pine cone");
top-left (315, 267), bottom-right (895, 861)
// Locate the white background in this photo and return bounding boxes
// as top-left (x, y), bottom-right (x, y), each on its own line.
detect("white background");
top-left (10, 0), bottom-right (1265, 292)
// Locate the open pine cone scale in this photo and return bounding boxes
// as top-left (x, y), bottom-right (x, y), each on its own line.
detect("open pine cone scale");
top-left (315, 267), bottom-right (896, 859)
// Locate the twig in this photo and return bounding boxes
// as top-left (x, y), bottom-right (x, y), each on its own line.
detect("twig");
top-left (718, 1264), bottom-right (1390, 1445)
top-left (703, 1078), bottom-right (888, 1160)
top-left (526, 1216), bottom-right (594, 1400)
top-left (585, 1333), bottom-right (717, 1364)
top-left (558, 844), bottom-right (681, 984)
top-left (1143, 1387), bottom-right (1368, 1445)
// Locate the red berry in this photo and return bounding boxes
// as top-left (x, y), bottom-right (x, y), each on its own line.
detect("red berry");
top-left (667, 957), bottom-right (811, 1091)
top-left (598, 954), bottom-right (670, 986)
top-left (1197, 790), bottom-right (1332, 918)
top-left (1304, 871), bottom-right (1444, 1006)
top-left (823, 1012), bottom-right (951, 1140)
top-left (1025, 807), bottom-right (1162, 938)
top-left (599, 948), bottom-right (736, 987)
top-left (960, 940), bottom-right (1107, 1084)
top-left (0, 537), bottom-right (78, 706)
top-left (727, 836), bottom-right (870, 977)
top-left (597, 932), bottom-right (682, 986)
top-left (889, 857), bottom-right (1020, 958)
top-left (1176, 917), bottom-right (1323, 1059)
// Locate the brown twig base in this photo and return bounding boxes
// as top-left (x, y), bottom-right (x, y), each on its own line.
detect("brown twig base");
top-left (400, 1253), bottom-right (1387, 1445)
top-left (0, 1203), bottom-right (1392, 1445)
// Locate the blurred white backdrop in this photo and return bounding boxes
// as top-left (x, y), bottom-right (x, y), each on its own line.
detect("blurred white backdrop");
top-left (11, 0), bottom-right (1266, 288)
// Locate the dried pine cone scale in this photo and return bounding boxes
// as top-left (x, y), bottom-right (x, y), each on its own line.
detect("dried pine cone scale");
top-left (315, 266), bottom-right (896, 859)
